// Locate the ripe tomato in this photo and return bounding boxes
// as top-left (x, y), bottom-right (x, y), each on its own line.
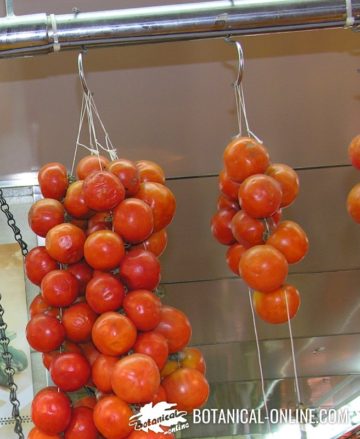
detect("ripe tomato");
top-left (136, 160), bottom-right (165, 185)
top-left (38, 162), bottom-right (69, 200)
top-left (79, 341), bottom-right (101, 366)
top-left (86, 272), bottom-right (125, 313)
top-left (84, 230), bottom-right (125, 271)
top-left (253, 284), bottom-right (301, 324)
top-left (64, 406), bottom-right (98, 439)
top-left (347, 183), bottom-right (360, 223)
top-left (239, 245), bottom-right (288, 293)
top-left (46, 223), bottom-right (86, 264)
top-left (28, 427), bottom-right (62, 438)
top-left (135, 182), bottom-right (176, 231)
top-left (50, 352), bottom-right (91, 392)
top-left (92, 312), bottom-right (137, 356)
top-left (154, 306), bottom-right (192, 353)
top-left (180, 347), bottom-right (206, 374)
top-left (160, 360), bottom-right (180, 378)
top-left (151, 384), bottom-right (168, 404)
top-left (93, 395), bottom-right (133, 439)
top-left (32, 387), bottom-right (71, 435)
top-left (107, 158), bottom-right (140, 196)
top-left (74, 396), bottom-right (97, 410)
top-left (163, 368), bottom-right (209, 412)
top-left (62, 302), bottom-right (98, 343)
top-left (231, 210), bottom-right (265, 246)
top-left (348, 135), bottom-right (360, 169)
top-left (28, 198), bottom-right (65, 237)
top-left (211, 208), bottom-right (237, 245)
top-left (133, 229), bottom-right (168, 257)
top-left (266, 163), bottom-right (299, 207)
top-left (128, 430), bottom-right (174, 439)
top-left (219, 170), bottom-right (241, 200)
top-left (239, 174), bottom-right (282, 219)
top-left (67, 261), bottom-right (93, 295)
top-left (119, 249), bottom-right (161, 291)
top-left (64, 180), bottom-right (93, 219)
top-left (29, 294), bottom-right (59, 319)
top-left (87, 211), bottom-right (112, 235)
top-left (26, 314), bottom-right (65, 353)
top-left (226, 243), bottom-right (248, 275)
top-left (267, 221), bottom-right (309, 264)
top-left (123, 290), bottom-right (161, 331)
top-left (134, 332), bottom-right (169, 369)
top-left (41, 270), bottom-right (79, 307)
top-left (25, 246), bottom-right (59, 286)
top-left (92, 354), bottom-right (118, 393)
top-left (76, 155), bottom-right (110, 180)
top-left (111, 353), bottom-right (160, 404)
top-left (223, 137), bottom-right (270, 183)
top-left (83, 170), bottom-right (125, 211)
top-left (42, 341), bottom-right (83, 370)
top-left (217, 194), bottom-right (240, 211)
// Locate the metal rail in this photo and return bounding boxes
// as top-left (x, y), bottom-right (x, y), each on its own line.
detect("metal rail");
top-left (0, 0), bottom-right (359, 58)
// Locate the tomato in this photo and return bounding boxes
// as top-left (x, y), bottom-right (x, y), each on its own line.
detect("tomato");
top-left (267, 220), bottom-right (309, 264)
top-left (219, 170), bottom-right (241, 200)
top-left (64, 180), bottom-right (93, 219)
top-left (67, 261), bottom-right (93, 295)
top-left (348, 135), bottom-right (360, 169)
top-left (84, 230), bottom-right (125, 271)
top-left (38, 162), bottom-right (69, 200)
top-left (134, 332), bottom-right (169, 369)
top-left (74, 396), bottom-right (97, 410)
top-left (270, 209), bottom-right (282, 228)
top-left (231, 210), bottom-right (265, 246)
top-left (265, 163), bottom-right (299, 207)
top-left (226, 243), bottom-right (248, 275)
top-left (160, 360), bottom-right (180, 379)
top-left (25, 246), bottom-right (59, 286)
top-left (347, 183), bottom-right (360, 223)
top-left (50, 352), bottom-right (91, 392)
top-left (26, 314), bottom-right (65, 353)
top-left (217, 194), bottom-right (240, 211)
top-left (107, 158), bottom-right (140, 196)
top-left (41, 270), bottom-right (79, 307)
top-left (62, 302), bottom-right (98, 343)
top-left (111, 353), bottom-right (160, 403)
top-left (135, 182), bottom-right (176, 231)
top-left (86, 272), bottom-right (125, 313)
top-left (46, 223), bottom-right (86, 264)
top-left (223, 137), bottom-right (270, 182)
top-left (93, 395), bottom-right (133, 439)
top-left (151, 384), bottom-right (167, 404)
top-left (83, 170), bottom-right (125, 211)
top-left (79, 341), bottom-right (101, 366)
top-left (76, 155), bottom-right (110, 180)
top-left (64, 406), bottom-right (98, 439)
top-left (127, 431), bottom-right (174, 439)
top-left (123, 290), bottom-right (161, 331)
top-left (180, 347), bottom-right (206, 374)
top-left (29, 294), bottom-right (59, 319)
top-left (32, 387), bottom-right (71, 435)
top-left (113, 198), bottom-right (154, 244)
top-left (253, 284), bottom-right (301, 324)
top-left (239, 174), bottom-right (282, 219)
top-left (42, 341), bottom-right (83, 370)
top-left (239, 245), bottom-right (288, 293)
top-left (119, 249), bottom-right (161, 291)
top-left (92, 312), bottom-right (137, 356)
top-left (154, 306), bottom-right (192, 354)
top-left (70, 218), bottom-right (88, 230)
top-left (87, 211), bottom-right (112, 235)
top-left (28, 198), bottom-right (65, 237)
top-left (210, 208), bottom-right (237, 245)
top-left (162, 368), bottom-right (209, 412)
top-left (136, 160), bottom-right (165, 185)
top-left (92, 354), bottom-right (118, 393)
top-left (133, 229), bottom-right (168, 257)
top-left (28, 427), bottom-right (62, 438)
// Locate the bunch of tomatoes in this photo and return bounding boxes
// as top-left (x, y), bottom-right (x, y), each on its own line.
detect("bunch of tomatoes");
top-left (347, 135), bottom-right (360, 223)
top-left (211, 136), bottom-right (309, 324)
top-left (24, 155), bottom-right (209, 439)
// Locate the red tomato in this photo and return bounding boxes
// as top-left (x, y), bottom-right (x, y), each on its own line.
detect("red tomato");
top-left (267, 221), bottom-right (309, 264)
top-left (32, 387), bottom-right (71, 435)
top-left (46, 223), bottom-right (86, 264)
top-left (219, 170), bottom-right (241, 200)
top-left (28, 427), bottom-right (62, 438)
top-left (67, 261), bottom-right (93, 295)
top-left (92, 312), bottom-right (137, 356)
top-left (38, 162), bottom-right (69, 200)
top-left (25, 246), bottom-right (59, 286)
top-left (50, 352), bottom-right (91, 392)
top-left (92, 354), bottom-right (118, 393)
top-left (239, 174), bottom-right (282, 219)
top-left (134, 332), bottom-right (169, 369)
top-left (62, 302), bottom-right (98, 343)
top-left (74, 396), bottom-right (97, 410)
top-left (28, 199), bottom-right (65, 237)
top-left (135, 182), bottom-right (176, 232)
top-left (136, 160), bottom-right (165, 185)
top-left (83, 170), bottom-right (125, 211)
top-left (86, 272), bottom-right (125, 313)
top-left (111, 353), bottom-right (160, 404)
top-left (87, 211), bottom-right (112, 236)
top-left (64, 406), bottom-right (98, 439)
top-left (128, 432), bottom-right (174, 439)
top-left (93, 395), bottom-right (133, 439)
top-left (210, 208), bottom-right (237, 245)
top-left (217, 194), bottom-right (240, 211)
top-left (133, 229), bottom-right (168, 257)
top-left (266, 163), bottom-right (299, 207)
top-left (223, 137), bottom-right (270, 182)
top-left (107, 158), bottom-right (140, 196)
top-left (29, 294), bottom-right (59, 319)
top-left (123, 290), bottom-right (161, 331)
top-left (79, 341), bottom-right (101, 366)
top-left (239, 245), bottom-right (288, 293)
top-left (154, 306), bottom-right (192, 354)
top-left (253, 284), bottom-right (301, 324)
top-left (41, 270), bottom-right (79, 307)
top-left (151, 384), bottom-right (168, 404)
top-left (26, 314), bottom-right (65, 353)
top-left (231, 210), bottom-right (265, 246)
top-left (42, 341), bottom-right (83, 370)
top-left (76, 155), bottom-right (110, 180)
top-left (180, 347), bottom-right (206, 374)
top-left (347, 183), bottom-right (360, 223)
top-left (64, 180), bottom-right (93, 219)
top-left (163, 368), bottom-right (209, 412)
top-left (119, 249), bottom-right (161, 291)
top-left (348, 135), bottom-right (360, 169)
top-left (84, 230), bottom-right (125, 271)
top-left (226, 242), bottom-right (248, 275)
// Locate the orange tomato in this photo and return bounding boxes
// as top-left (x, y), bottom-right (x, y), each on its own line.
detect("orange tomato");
top-left (348, 134), bottom-right (360, 169)
top-left (136, 160), bottom-right (165, 185)
top-left (93, 395), bottom-right (133, 439)
top-left (347, 183), bottom-right (360, 223)
top-left (76, 155), bottom-right (110, 180)
top-left (266, 163), bottom-right (299, 207)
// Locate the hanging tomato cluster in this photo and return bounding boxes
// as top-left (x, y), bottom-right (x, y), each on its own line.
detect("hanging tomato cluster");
top-left (25, 155), bottom-right (209, 439)
top-left (347, 135), bottom-right (360, 222)
top-left (211, 137), bottom-right (309, 324)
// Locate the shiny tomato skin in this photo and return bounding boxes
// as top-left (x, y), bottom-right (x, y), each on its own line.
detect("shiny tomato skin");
top-left (28, 427), bottom-right (62, 438)
top-left (133, 228), bottom-right (168, 257)
top-left (219, 170), bottom-right (241, 200)
top-left (348, 135), bottom-right (360, 169)
top-left (29, 294), bottom-right (59, 319)
top-left (38, 162), bottom-right (69, 200)
top-left (253, 284), bottom-right (301, 324)
top-left (226, 243), bottom-right (248, 275)
top-left (50, 352), bottom-right (91, 392)
top-left (28, 198), bottom-right (65, 237)
top-left (67, 261), bottom-right (93, 295)
top-left (180, 347), bottom-right (206, 374)
top-left (111, 353), bottom-right (160, 404)
top-left (151, 385), bottom-right (168, 404)
top-left (62, 302), bottom-right (98, 343)
top-left (42, 340), bottom-right (83, 370)
top-left (93, 395), bottom-right (133, 439)
top-left (136, 160), bottom-right (165, 185)
top-left (46, 223), bottom-right (86, 264)
top-left (25, 246), bottom-right (59, 286)
top-left (41, 269), bottom-right (79, 307)
top-left (347, 183), bottom-right (360, 223)
top-left (64, 406), bottom-right (98, 439)
top-left (265, 163), bottom-right (299, 208)
top-left (86, 272), bottom-right (125, 314)
top-left (26, 314), bottom-right (65, 353)
top-left (107, 158), bottom-right (140, 196)
top-left (84, 230), bottom-right (125, 271)
top-left (64, 180), bottom-right (93, 219)
top-left (123, 290), bottom-right (161, 331)
top-left (83, 170), bottom-right (125, 211)
top-left (160, 360), bottom-right (180, 379)
top-left (79, 341), bottom-right (101, 367)
top-left (217, 194), bottom-right (240, 211)
top-left (76, 155), bottom-right (110, 180)
top-left (134, 331), bottom-right (169, 370)
top-left (211, 208), bottom-right (237, 245)
top-left (231, 210), bottom-right (265, 246)
top-left (92, 354), bottom-right (118, 393)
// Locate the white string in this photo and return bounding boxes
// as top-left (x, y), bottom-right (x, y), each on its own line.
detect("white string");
top-left (345, 0), bottom-right (355, 28)
top-left (49, 14), bottom-right (61, 53)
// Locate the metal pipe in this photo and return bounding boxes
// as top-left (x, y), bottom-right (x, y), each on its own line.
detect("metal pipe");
top-left (0, 0), bottom-right (359, 59)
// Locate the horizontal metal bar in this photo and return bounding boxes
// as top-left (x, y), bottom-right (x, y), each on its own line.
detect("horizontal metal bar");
top-left (0, 0), bottom-right (359, 58)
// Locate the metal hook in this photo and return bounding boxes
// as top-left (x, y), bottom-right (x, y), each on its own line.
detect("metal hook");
top-left (226, 37), bottom-right (244, 86)
top-left (78, 51), bottom-right (90, 95)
